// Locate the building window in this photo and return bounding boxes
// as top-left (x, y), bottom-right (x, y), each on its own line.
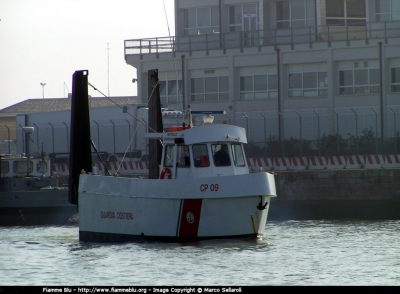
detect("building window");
top-left (160, 79), bottom-right (182, 105)
top-left (288, 71), bottom-right (328, 97)
top-left (276, 0), bottom-right (315, 28)
top-left (339, 61), bottom-right (380, 95)
top-left (229, 3), bottom-right (258, 32)
top-left (391, 67), bottom-right (400, 92)
top-left (326, 0), bottom-right (366, 26)
top-left (183, 7), bottom-right (219, 35)
top-left (190, 71), bottom-right (228, 102)
top-left (375, 0), bottom-right (400, 21)
top-left (13, 160), bottom-right (33, 174)
top-left (240, 74), bottom-right (278, 100)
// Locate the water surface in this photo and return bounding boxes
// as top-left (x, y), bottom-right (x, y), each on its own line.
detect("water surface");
top-left (1, 221), bottom-right (399, 286)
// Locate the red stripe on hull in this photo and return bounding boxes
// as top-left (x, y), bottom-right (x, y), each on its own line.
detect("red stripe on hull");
top-left (178, 199), bottom-right (203, 237)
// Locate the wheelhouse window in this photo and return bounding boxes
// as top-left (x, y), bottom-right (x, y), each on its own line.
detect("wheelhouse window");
top-left (1, 161), bottom-right (9, 173)
top-left (191, 69), bottom-right (229, 102)
top-left (339, 61), bottom-right (380, 95)
top-left (183, 6), bottom-right (220, 35)
top-left (289, 71), bottom-right (328, 97)
top-left (13, 160), bottom-right (33, 174)
top-left (231, 144), bottom-right (246, 167)
top-left (276, 0), bottom-right (315, 28)
top-left (193, 144), bottom-right (209, 167)
top-left (164, 145), bottom-right (191, 168)
top-left (375, 0), bottom-right (400, 21)
top-left (212, 144), bottom-right (231, 167)
top-left (326, 0), bottom-right (366, 26)
top-left (164, 145), bottom-right (174, 167)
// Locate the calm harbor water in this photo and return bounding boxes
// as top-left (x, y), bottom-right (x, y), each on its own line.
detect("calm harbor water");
top-left (1, 220), bottom-right (399, 286)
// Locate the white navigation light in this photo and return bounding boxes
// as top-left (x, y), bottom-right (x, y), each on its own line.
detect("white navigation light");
top-left (203, 114), bottom-right (214, 125)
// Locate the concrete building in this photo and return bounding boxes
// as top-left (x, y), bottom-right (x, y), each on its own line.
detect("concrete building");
top-left (125, 0), bottom-right (400, 156)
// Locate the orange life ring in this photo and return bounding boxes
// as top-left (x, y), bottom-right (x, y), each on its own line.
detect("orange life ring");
top-left (159, 167), bottom-right (172, 179)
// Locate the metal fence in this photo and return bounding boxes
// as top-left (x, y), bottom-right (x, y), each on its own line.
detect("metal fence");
top-left (2, 107), bottom-right (400, 160)
top-left (125, 20), bottom-right (400, 57)
top-left (238, 107), bottom-right (400, 157)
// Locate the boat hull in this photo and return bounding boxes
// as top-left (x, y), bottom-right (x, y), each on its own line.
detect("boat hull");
top-left (78, 172), bottom-right (276, 242)
top-left (0, 188), bottom-right (78, 226)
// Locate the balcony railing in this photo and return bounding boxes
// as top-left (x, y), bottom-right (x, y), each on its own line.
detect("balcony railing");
top-left (125, 20), bottom-right (400, 58)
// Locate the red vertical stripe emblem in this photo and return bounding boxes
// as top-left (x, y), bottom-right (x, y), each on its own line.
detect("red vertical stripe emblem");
top-left (178, 199), bottom-right (203, 237)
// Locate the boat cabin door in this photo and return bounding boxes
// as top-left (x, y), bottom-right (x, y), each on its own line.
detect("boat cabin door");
top-left (175, 145), bottom-right (191, 178)
top-left (162, 144), bottom-right (191, 179)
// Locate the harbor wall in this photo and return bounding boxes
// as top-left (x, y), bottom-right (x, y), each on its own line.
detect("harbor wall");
top-left (269, 168), bottom-right (400, 221)
top-left (273, 168), bottom-right (400, 201)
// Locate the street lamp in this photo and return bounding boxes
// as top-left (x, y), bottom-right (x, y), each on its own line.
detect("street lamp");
top-left (40, 83), bottom-right (46, 99)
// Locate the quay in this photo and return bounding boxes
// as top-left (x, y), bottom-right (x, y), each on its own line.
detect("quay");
top-left (269, 168), bottom-right (400, 221)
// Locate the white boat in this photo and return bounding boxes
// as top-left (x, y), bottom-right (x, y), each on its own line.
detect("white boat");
top-left (0, 154), bottom-right (78, 226)
top-left (69, 69), bottom-right (276, 242)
